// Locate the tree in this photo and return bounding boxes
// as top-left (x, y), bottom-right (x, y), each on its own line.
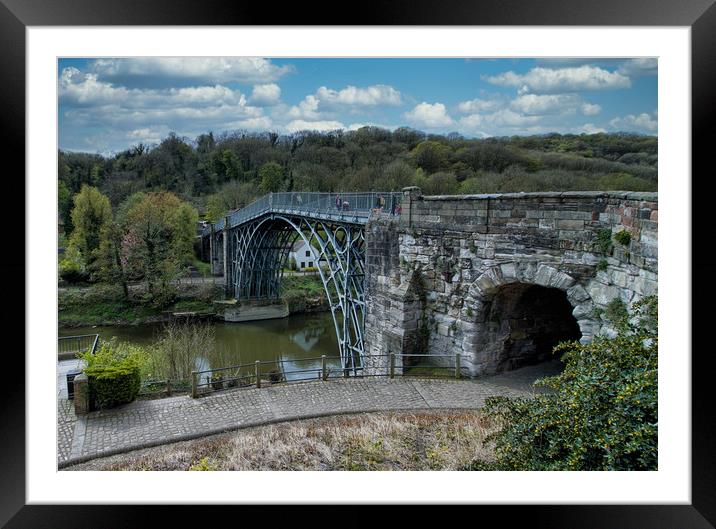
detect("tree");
top-left (258, 161), bottom-right (285, 193)
top-left (121, 191), bottom-right (198, 306)
top-left (68, 185), bottom-right (112, 277)
top-left (479, 296), bottom-right (658, 471)
top-left (411, 140), bottom-right (451, 174)
top-left (204, 181), bottom-right (259, 222)
top-left (58, 180), bottom-right (73, 235)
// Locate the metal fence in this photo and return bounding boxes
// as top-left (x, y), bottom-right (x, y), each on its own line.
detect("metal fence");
top-left (189, 353), bottom-right (463, 398)
top-left (58, 334), bottom-right (99, 360)
top-left (203, 191), bottom-right (403, 235)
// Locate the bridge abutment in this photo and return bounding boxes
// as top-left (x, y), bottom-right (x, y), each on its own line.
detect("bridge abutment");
top-left (364, 189), bottom-right (658, 377)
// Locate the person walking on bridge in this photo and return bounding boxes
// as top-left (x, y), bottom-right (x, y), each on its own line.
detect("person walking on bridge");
top-left (335, 194), bottom-right (341, 211)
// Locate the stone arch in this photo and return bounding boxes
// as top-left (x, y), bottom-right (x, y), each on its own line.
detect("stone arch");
top-left (462, 262), bottom-right (599, 375)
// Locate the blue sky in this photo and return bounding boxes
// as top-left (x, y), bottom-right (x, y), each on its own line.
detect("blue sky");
top-left (58, 57), bottom-right (657, 154)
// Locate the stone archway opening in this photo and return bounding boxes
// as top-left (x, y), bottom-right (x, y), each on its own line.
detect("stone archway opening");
top-left (482, 283), bottom-right (582, 372)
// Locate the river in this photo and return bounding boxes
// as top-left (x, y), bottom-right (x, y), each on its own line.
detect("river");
top-left (59, 312), bottom-right (342, 382)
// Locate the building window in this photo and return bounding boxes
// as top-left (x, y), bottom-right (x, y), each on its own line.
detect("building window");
top-left (305, 251), bottom-right (310, 257)
top-left (301, 262), bottom-right (305, 268)
top-left (309, 261), bottom-right (313, 267)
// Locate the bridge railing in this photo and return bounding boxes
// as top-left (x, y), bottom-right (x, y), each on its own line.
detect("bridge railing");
top-left (203, 191), bottom-right (402, 236)
top-left (188, 353), bottom-right (462, 398)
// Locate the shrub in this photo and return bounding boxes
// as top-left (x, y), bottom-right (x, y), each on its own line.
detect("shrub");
top-left (283, 290), bottom-right (307, 313)
top-left (481, 296), bottom-right (657, 471)
top-left (81, 339), bottom-right (147, 409)
top-left (596, 258), bottom-right (609, 271)
top-left (614, 229), bottom-right (632, 246)
top-left (595, 228), bottom-right (613, 255)
top-left (604, 297), bottom-right (628, 322)
top-left (59, 244), bottom-right (89, 283)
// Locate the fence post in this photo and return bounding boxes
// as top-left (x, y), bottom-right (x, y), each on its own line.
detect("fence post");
top-left (390, 353), bottom-right (395, 379)
top-left (455, 353), bottom-right (461, 379)
top-left (255, 361), bottom-right (261, 388)
top-left (321, 355), bottom-right (327, 381)
top-left (191, 371), bottom-right (197, 398)
top-left (166, 379), bottom-right (172, 397)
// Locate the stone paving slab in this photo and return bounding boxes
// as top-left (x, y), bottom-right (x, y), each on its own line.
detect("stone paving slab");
top-left (58, 363), bottom-right (557, 468)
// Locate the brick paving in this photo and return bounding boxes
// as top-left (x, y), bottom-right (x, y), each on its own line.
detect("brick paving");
top-left (58, 361), bottom-right (560, 467)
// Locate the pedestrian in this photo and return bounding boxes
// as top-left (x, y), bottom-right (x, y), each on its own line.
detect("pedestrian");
top-left (390, 195), bottom-right (396, 216)
top-left (335, 194), bottom-right (341, 211)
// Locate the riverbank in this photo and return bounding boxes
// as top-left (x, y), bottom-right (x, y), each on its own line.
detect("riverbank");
top-left (58, 275), bottom-right (329, 328)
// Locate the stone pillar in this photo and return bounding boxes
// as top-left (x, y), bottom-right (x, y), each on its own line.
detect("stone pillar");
top-left (210, 225), bottom-right (223, 276)
top-left (73, 373), bottom-right (90, 415)
top-left (401, 186), bottom-right (422, 227)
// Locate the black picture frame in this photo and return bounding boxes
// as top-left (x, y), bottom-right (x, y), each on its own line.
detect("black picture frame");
top-left (3, 0), bottom-right (714, 526)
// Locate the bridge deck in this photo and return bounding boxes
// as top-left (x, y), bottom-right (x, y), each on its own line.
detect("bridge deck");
top-left (203, 191), bottom-right (402, 235)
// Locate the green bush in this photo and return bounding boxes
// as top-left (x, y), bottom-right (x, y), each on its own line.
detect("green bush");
top-left (81, 339), bottom-right (147, 409)
top-left (604, 297), bottom-right (628, 323)
top-left (481, 296), bottom-right (657, 471)
top-left (59, 244), bottom-right (89, 283)
top-left (614, 229), bottom-right (632, 246)
top-left (594, 228), bottom-right (613, 255)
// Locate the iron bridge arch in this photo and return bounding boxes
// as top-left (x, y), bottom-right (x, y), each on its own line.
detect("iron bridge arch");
top-left (205, 192), bottom-right (403, 375)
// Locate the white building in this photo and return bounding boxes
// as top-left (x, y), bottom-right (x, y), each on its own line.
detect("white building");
top-left (288, 239), bottom-right (323, 271)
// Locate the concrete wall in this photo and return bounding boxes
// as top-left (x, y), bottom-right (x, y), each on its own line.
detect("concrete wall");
top-left (364, 188), bottom-right (658, 377)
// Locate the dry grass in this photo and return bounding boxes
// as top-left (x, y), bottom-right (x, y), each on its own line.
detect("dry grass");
top-left (67, 410), bottom-right (499, 471)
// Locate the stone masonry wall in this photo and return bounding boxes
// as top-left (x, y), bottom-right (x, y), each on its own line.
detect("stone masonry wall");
top-left (364, 188), bottom-right (658, 377)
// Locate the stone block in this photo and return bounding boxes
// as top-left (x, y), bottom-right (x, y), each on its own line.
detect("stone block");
top-left (73, 373), bottom-right (90, 415)
top-left (556, 219), bottom-right (585, 230)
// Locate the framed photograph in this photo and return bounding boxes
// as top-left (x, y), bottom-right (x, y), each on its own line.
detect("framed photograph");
top-left (6, 0), bottom-right (714, 526)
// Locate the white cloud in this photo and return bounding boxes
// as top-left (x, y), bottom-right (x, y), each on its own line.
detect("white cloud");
top-left (287, 95), bottom-right (322, 120)
top-left (617, 58), bottom-right (658, 78)
top-left (580, 103), bottom-right (602, 116)
top-left (510, 94), bottom-right (581, 115)
top-left (284, 119), bottom-right (345, 133)
top-left (457, 97), bottom-right (503, 114)
top-left (610, 112), bottom-right (658, 133)
top-left (91, 57), bottom-right (294, 85)
top-left (250, 83), bottom-right (281, 106)
top-left (403, 102), bottom-right (454, 128)
top-left (287, 84), bottom-right (402, 120)
top-left (486, 65), bottom-right (631, 93)
top-left (579, 123), bottom-right (607, 134)
top-left (316, 84), bottom-right (402, 108)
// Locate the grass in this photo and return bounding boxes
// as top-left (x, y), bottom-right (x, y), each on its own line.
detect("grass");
top-left (191, 258), bottom-right (212, 277)
top-left (65, 410), bottom-right (499, 471)
top-left (58, 282), bottom-right (217, 327)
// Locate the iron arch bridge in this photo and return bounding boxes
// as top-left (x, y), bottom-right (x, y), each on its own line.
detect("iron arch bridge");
top-left (202, 192), bottom-right (403, 375)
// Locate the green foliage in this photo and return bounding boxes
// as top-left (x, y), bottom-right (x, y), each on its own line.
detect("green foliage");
top-left (258, 161), bottom-right (285, 193)
top-left (614, 229), bottom-right (632, 246)
top-left (595, 228), bottom-right (614, 255)
top-left (59, 243), bottom-right (88, 283)
top-left (189, 457), bottom-right (219, 471)
top-left (69, 185), bottom-right (113, 277)
top-left (604, 297), bottom-right (628, 323)
top-left (59, 132), bottom-right (657, 214)
top-left (482, 296), bottom-right (658, 471)
top-left (596, 258), bottom-right (609, 271)
top-left (81, 338), bottom-right (147, 409)
top-left (121, 191), bottom-right (198, 306)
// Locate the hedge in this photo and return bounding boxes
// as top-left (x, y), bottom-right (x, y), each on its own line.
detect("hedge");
top-left (80, 338), bottom-right (147, 410)
top-left (85, 363), bottom-right (141, 409)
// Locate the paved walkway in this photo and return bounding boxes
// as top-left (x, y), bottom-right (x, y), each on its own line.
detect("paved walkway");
top-left (57, 361), bottom-right (560, 468)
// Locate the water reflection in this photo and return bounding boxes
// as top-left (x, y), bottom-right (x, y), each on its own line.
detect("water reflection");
top-left (59, 312), bottom-right (341, 382)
